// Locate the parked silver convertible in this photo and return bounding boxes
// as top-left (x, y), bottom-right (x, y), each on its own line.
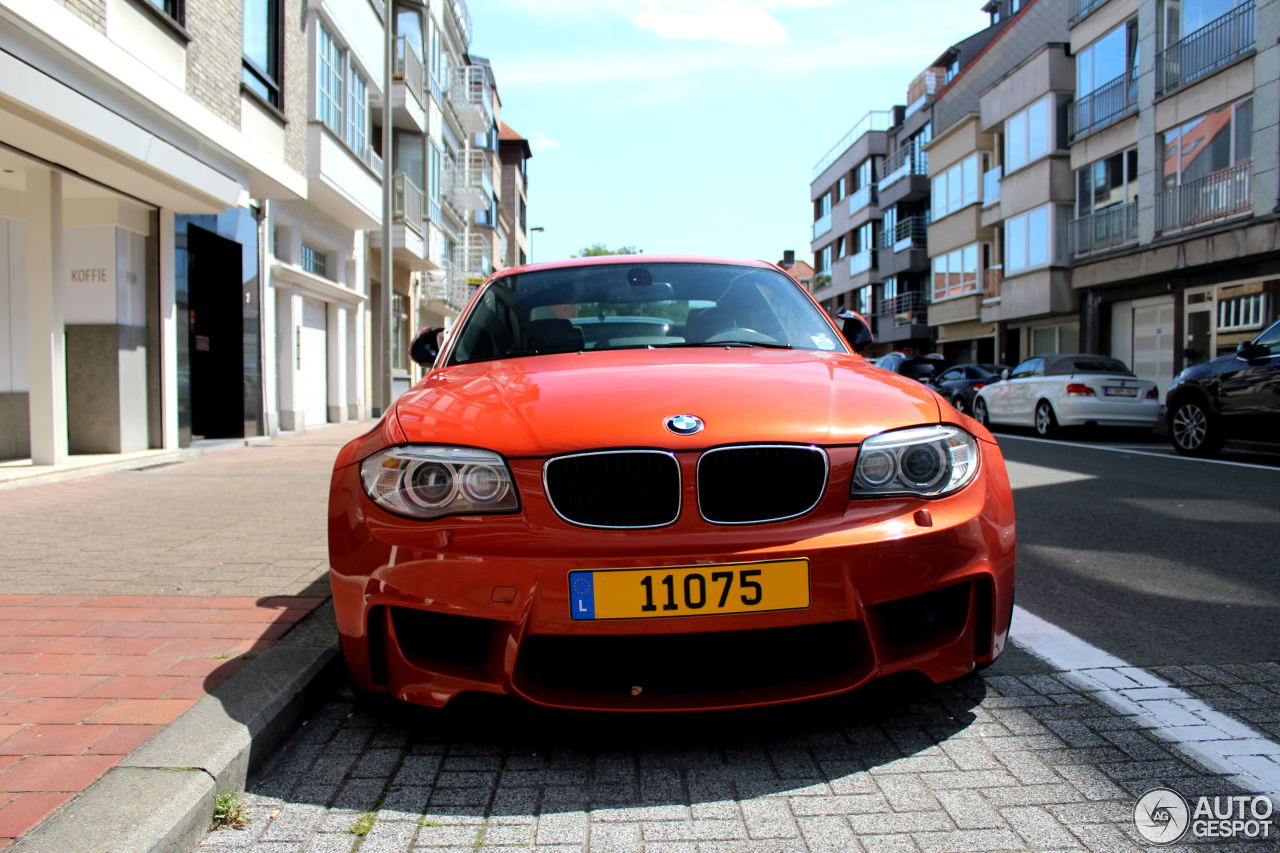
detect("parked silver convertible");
top-left (973, 354), bottom-right (1159, 437)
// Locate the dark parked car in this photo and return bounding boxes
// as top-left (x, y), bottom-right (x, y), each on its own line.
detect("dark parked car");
top-left (1165, 318), bottom-right (1280, 456)
top-left (875, 352), bottom-right (949, 384)
top-left (930, 364), bottom-right (1007, 416)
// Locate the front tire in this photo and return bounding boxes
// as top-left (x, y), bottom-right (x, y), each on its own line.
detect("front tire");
top-left (952, 396), bottom-right (967, 415)
top-left (1034, 400), bottom-right (1058, 438)
top-left (1169, 399), bottom-right (1224, 457)
top-left (974, 398), bottom-right (990, 427)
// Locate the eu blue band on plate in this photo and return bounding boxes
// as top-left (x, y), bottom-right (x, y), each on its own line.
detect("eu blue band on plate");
top-left (569, 571), bottom-right (595, 620)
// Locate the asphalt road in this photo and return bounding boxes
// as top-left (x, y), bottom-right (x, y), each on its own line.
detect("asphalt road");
top-left (996, 432), bottom-right (1280, 668)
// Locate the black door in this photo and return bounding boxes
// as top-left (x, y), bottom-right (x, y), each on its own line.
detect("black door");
top-left (187, 226), bottom-right (245, 439)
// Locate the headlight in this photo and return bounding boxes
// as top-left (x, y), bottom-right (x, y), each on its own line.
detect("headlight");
top-left (360, 446), bottom-right (519, 519)
top-left (851, 425), bottom-right (980, 498)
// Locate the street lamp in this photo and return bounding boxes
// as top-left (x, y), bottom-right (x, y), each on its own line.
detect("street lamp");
top-left (529, 226), bottom-right (544, 263)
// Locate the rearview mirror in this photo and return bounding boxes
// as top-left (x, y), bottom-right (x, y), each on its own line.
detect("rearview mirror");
top-left (410, 326), bottom-right (445, 366)
top-left (836, 310), bottom-right (874, 353)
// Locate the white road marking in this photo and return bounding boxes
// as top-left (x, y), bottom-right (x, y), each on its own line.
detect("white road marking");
top-left (997, 434), bottom-right (1280, 471)
top-left (1011, 605), bottom-right (1280, 796)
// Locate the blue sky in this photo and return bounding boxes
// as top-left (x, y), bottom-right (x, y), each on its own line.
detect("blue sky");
top-left (468, 1), bottom-right (990, 265)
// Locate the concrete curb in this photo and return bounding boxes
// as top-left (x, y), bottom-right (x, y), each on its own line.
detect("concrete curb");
top-left (12, 601), bottom-right (343, 853)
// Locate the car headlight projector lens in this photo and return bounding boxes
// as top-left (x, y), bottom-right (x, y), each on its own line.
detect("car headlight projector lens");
top-left (851, 425), bottom-right (979, 497)
top-left (361, 446), bottom-right (518, 519)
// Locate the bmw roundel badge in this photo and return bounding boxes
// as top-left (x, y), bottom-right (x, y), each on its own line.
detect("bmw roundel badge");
top-left (665, 414), bottom-right (704, 435)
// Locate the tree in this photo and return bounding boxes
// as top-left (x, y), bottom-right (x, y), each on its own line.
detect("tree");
top-left (573, 243), bottom-right (641, 257)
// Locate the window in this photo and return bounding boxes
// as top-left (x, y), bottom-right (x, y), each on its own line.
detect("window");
top-left (816, 246), bottom-right (831, 273)
top-left (243, 0), bottom-right (282, 108)
top-left (1218, 292), bottom-right (1268, 330)
top-left (853, 285), bottom-right (873, 316)
top-left (1011, 357), bottom-right (1043, 378)
top-left (854, 158), bottom-right (874, 190)
top-left (346, 68), bottom-right (367, 154)
top-left (316, 23), bottom-right (373, 159)
top-left (1005, 96), bottom-right (1052, 172)
top-left (1029, 323), bottom-right (1079, 355)
top-left (1162, 0), bottom-right (1247, 46)
top-left (834, 236), bottom-right (846, 259)
top-left (318, 25), bottom-right (343, 134)
top-left (428, 142), bottom-right (443, 215)
top-left (855, 222), bottom-right (875, 254)
top-left (1077, 20), bottom-right (1138, 97)
top-left (882, 276), bottom-right (898, 302)
top-left (392, 292), bottom-right (410, 371)
top-left (145, 0), bottom-right (184, 23)
top-left (932, 244), bottom-right (980, 300)
top-left (301, 244), bottom-right (329, 279)
top-left (932, 154), bottom-right (981, 219)
top-left (1076, 149), bottom-right (1138, 217)
top-left (1005, 205), bottom-right (1052, 272)
top-left (817, 194), bottom-right (831, 218)
top-left (1161, 98), bottom-right (1252, 188)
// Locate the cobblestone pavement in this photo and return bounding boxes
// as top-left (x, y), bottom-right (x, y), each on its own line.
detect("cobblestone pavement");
top-left (199, 648), bottom-right (1280, 852)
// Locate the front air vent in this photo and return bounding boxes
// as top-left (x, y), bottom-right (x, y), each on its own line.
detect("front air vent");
top-left (698, 445), bottom-right (828, 524)
top-left (543, 450), bottom-right (680, 528)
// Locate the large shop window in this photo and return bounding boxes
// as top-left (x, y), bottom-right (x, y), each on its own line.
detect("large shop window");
top-left (932, 244), bottom-right (979, 300)
top-left (243, 0), bottom-right (282, 108)
top-left (1005, 206), bottom-right (1051, 273)
top-left (1005, 96), bottom-right (1052, 173)
top-left (931, 154), bottom-right (980, 220)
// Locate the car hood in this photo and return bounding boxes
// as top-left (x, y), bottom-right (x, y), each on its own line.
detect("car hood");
top-left (394, 348), bottom-right (942, 457)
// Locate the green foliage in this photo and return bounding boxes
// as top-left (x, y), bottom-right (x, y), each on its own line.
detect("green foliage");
top-left (210, 792), bottom-right (248, 830)
top-left (573, 243), bottom-right (641, 257)
top-left (350, 811), bottom-right (377, 836)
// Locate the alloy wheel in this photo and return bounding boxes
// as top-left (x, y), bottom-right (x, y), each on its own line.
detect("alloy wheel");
top-left (1035, 402), bottom-right (1056, 437)
top-left (1172, 402), bottom-right (1207, 450)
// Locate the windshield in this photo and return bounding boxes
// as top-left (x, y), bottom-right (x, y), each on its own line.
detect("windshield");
top-left (447, 262), bottom-right (846, 365)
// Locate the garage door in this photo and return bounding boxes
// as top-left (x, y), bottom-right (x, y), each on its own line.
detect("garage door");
top-left (1112, 297), bottom-right (1174, 395)
top-left (298, 298), bottom-right (328, 427)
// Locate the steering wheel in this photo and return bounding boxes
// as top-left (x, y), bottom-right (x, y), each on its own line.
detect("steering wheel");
top-left (706, 327), bottom-right (778, 344)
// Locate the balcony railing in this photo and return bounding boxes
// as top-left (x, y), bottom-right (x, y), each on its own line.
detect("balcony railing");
top-left (983, 266), bottom-right (1002, 301)
top-left (449, 65), bottom-right (493, 133)
top-left (878, 146), bottom-right (928, 193)
top-left (849, 248), bottom-right (874, 276)
top-left (362, 145), bottom-right (383, 176)
top-left (440, 258), bottom-right (470, 313)
top-left (1155, 159), bottom-right (1252, 234)
top-left (457, 233), bottom-right (493, 283)
top-left (392, 173), bottom-right (424, 237)
top-left (847, 184), bottom-right (875, 217)
top-left (812, 211), bottom-right (832, 240)
top-left (880, 216), bottom-right (927, 252)
top-left (1071, 70), bottom-right (1137, 139)
top-left (812, 110), bottom-right (893, 178)
top-left (394, 36), bottom-right (424, 106)
top-left (982, 166), bottom-right (1002, 206)
top-left (449, 149), bottom-right (493, 212)
top-left (1156, 1), bottom-right (1254, 96)
top-left (1071, 201), bottom-right (1138, 255)
top-left (876, 291), bottom-right (927, 327)
top-left (1069, 0), bottom-right (1110, 28)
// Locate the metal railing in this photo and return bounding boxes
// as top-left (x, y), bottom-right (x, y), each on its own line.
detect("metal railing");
top-left (450, 149), bottom-right (493, 212)
top-left (1155, 159), bottom-right (1252, 234)
top-left (982, 166), bottom-right (1002, 206)
top-left (812, 110), bottom-right (893, 178)
top-left (1070, 70), bottom-right (1137, 139)
top-left (880, 216), bottom-right (927, 252)
top-left (1156, 1), bottom-right (1254, 96)
top-left (847, 184), bottom-right (875, 216)
top-left (849, 248), bottom-right (874, 276)
top-left (393, 173), bottom-right (424, 237)
top-left (983, 266), bottom-right (1002, 301)
top-left (362, 145), bottom-right (383, 176)
top-left (449, 65), bottom-right (493, 132)
top-left (878, 145), bottom-right (928, 192)
top-left (394, 36), bottom-right (424, 107)
top-left (812, 211), bottom-right (832, 240)
top-left (876, 291), bottom-right (927, 327)
top-left (1071, 201), bottom-right (1138, 255)
top-left (1069, 0), bottom-right (1110, 28)
top-left (457, 233), bottom-right (493, 283)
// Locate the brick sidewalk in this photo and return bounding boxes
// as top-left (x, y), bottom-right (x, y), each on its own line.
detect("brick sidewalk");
top-left (0, 423), bottom-right (368, 846)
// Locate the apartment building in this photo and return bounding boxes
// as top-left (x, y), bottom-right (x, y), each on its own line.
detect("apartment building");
top-left (1068, 0), bottom-right (1278, 392)
top-left (0, 0), bottom-right (527, 471)
top-left (499, 122), bottom-right (533, 268)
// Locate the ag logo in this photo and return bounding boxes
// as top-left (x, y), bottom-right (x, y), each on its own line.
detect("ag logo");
top-left (664, 414), bottom-right (704, 436)
top-left (1135, 788), bottom-right (1190, 844)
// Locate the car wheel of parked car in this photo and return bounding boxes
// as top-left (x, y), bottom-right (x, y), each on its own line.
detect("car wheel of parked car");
top-left (1034, 401), bottom-right (1058, 438)
top-left (952, 396), bottom-right (967, 415)
top-left (1169, 399), bottom-right (1224, 457)
top-left (974, 398), bottom-right (990, 427)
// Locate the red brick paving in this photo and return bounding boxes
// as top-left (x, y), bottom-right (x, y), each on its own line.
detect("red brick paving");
top-left (0, 594), bottom-right (323, 844)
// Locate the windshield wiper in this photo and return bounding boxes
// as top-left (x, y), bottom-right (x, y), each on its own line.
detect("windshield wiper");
top-left (650, 340), bottom-right (793, 350)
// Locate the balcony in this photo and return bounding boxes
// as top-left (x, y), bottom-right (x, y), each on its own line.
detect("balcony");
top-left (457, 232), bottom-right (494, 285)
top-left (1156, 0), bottom-right (1254, 97)
top-left (876, 292), bottom-right (928, 330)
top-left (450, 65), bottom-right (493, 133)
top-left (848, 248), bottom-right (874, 277)
top-left (847, 185), bottom-right (876, 218)
top-left (449, 149), bottom-right (493, 212)
top-left (1070, 71), bottom-right (1136, 140)
top-left (982, 166), bottom-right (1002, 207)
top-left (305, 123), bottom-right (381, 230)
top-left (1069, 0), bottom-right (1110, 28)
top-left (422, 259), bottom-right (472, 316)
top-left (813, 110), bottom-right (893, 178)
top-left (883, 216), bottom-right (927, 253)
top-left (1155, 159), bottom-right (1252, 235)
top-left (878, 146), bottom-right (929, 207)
top-left (1071, 201), bottom-right (1138, 256)
top-left (812, 211), bottom-right (832, 241)
top-left (905, 67), bottom-right (946, 119)
top-left (369, 173), bottom-right (428, 269)
top-left (390, 36), bottom-right (425, 131)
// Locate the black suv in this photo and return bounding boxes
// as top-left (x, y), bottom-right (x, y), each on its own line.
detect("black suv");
top-left (1165, 318), bottom-right (1280, 456)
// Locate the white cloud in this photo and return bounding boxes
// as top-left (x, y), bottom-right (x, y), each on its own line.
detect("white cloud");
top-left (527, 131), bottom-right (563, 153)
top-left (631, 2), bottom-right (789, 45)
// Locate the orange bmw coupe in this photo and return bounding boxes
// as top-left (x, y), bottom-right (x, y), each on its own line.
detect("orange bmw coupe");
top-left (328, 256), bottom-right (1016, 711)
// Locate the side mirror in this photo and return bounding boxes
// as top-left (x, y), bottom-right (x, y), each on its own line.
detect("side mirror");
top-left (1236, 340), bottom-right (1267, 361)
top-left (836, 310), bottom-right (874, 353)
top-left (410, 326), bottom-right (445, 366)
top-left (1000, 368), bottom-right (1011, 381)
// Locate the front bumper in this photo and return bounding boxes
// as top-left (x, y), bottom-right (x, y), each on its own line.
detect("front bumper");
top-left (328, 442), bottom-right (1016, 712)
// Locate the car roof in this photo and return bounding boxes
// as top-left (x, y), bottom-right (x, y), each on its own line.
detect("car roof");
top-left (492, 255), bottom-right (778, 277)
top-left (1033, 353), bottom-right (1132, 375)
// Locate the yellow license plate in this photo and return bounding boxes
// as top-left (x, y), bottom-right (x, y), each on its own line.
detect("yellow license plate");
top-left (568, 559), bottom-right (810, 621)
